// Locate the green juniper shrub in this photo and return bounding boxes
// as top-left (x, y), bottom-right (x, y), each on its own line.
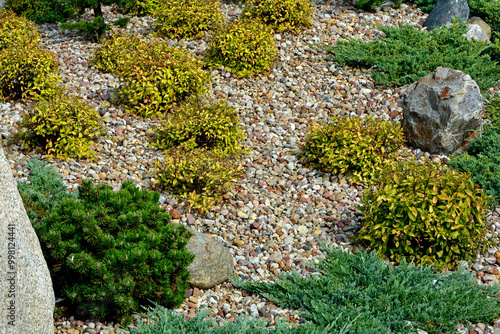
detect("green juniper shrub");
top-left (206, 19), bottom-right (277, 78)
top-left (113, 17), bottom-right (130, 27)
top-left (36, 180), bottom-right (194, 323)
top-left (153, 98), bottom-right (245, 155)
top-left (484, 94), bottom-right (500, 127)
top-left (115, 39), bottom-right (209, 117)
top-left (469, 0), bottom-right (500, 34)
top-left (17, 90), bottom-right (106, 160)
top-left (125, 0), bottom-right (160, 16)
top-left (155, 147), bottom-right (243, 214)
top-left (449, 125), bottom-right (500, 207)
top-left (5, 0), bottom-right (74, 24)
top-left (0, 10), bottom-right (41, 49)
top-left (355, 158), bottom-right (491, 269)
top-left (326, 21), bottom-right (500, 91)
top-left (153, 0), bottom-right (224, 40)
top-left (242, 0), bottom-right (313, 32)
top-left (302, 115), bottom-right (404, 184)
top-left (235, 246), bottom-right (500, 334)
top-left (0, 44), bottom-right (60, 101)
top-left (353, 0), bottom-right (402, 12)
top-left (17, 157), bottom-right (77, 225)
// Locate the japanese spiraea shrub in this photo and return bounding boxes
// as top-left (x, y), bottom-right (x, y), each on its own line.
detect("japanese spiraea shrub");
top-left (5, 0), bottom-right (74, 24)
top-left (17, 90), bottom-right (106, 160)
top-left (156, 147), bottom-right (244, 214)
top-left (115, 39), bottom-right (209, 117)
top-left (206, 19), bottom-right (277, 78)
top-left (355, 159), bottom-right (491, 270)
top-left (36, 180), bottom-right (194, 323)
top-left (0, 44), bottom-right (60, 101)
top-left (242, 0), bottom-right (313, 32)
top-left (154, 0), bottom-right (224, 39)
top-left (153, 99), bottom-right (245, 155)
top-left (0, 10), bottom-right (41, 49)
top-left (90, 32), bottom-right (145, 74)
top-left (125, 0), bottom-right (160, 16)
top-left (450, 125), bottom-right (500, 207)
top-left (303, 116), bottom-right (404, 184)
top-left (18, 157), bottom-right (77, 225)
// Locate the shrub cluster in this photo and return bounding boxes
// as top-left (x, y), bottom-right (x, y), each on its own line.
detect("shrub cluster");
top-left (326, 21), bottom-right (500, 91)
top-left (17, 91), bottom-right (106, 160)
top-left (154, 0), bottom-right (224, 39)
top-left (355, 159), bottom-right (490, 269)
top-left (354, 0), bottom-right (402, 11)
top-left (5, 0), bottom-right (74, 24)
top-left (125, 0), bottom-right (160, 16)
top-left (302, 115), bottom-right (404, 184)
top-left (31, 177), bottom-right (194, 323)
top-left (242, 0), bottom-right (313, 32)
top-left (206, 19), bottom-right (277, 78)
top-left (153, 99), bottom-right (245, 213)
top-left (0, 10), bottom-right (41, 49)
top-left (92, 33), bottom-right (209, 117)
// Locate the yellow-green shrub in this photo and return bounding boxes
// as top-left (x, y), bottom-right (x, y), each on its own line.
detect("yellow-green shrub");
top-left (90, 32), bottom-right (145, 74)
top-left (0, 10), bottom-right (40, 49)
top-left (355, 159), bottom-right (491, 269)
top-left (156, 147), bottom-right (243, 213)
top-left (153, 99), bottom-right (245, 155)
top-left (303, 116), bottom-right (404, 184)
top-left (0, 44), bottom-right (60, 101)
top-left (125, 0), bottom-right (160, 16)
top-left (243, 0), bottom-right (313, 32)
top-left (206, 19), bottom-right (277, 78)
top-left (17, 91), bottom-right (106, 160)
top-left (154, 0), bottom-right (224, 39)
top-left (115, 40), bottom-right (209, 117)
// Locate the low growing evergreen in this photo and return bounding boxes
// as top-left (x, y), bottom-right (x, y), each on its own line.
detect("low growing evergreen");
top-left (325, 21), bottom-right (500, 91)
top-left (235, 246), bottom-right (500, 334)
top-left (36, 180), bottom-right (194, 324)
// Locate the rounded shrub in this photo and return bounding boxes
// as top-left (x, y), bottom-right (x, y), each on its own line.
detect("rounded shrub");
top-left (156, 147), bottom-right (243, 214)
top-left (303, 116), bottom-right (404, 184)
top-left (153, 98), bottom-right (245, 155)
top-left (0, 44), bottom-right (60, 101)
top-left (115, 39), bottom-right (209, 117)
top-left (355, 159), bottom-right (491, 269)
top-left (206, 19), bottom-right (277, 78)
top-left (36, 180), bottom-right (194, 323)
top-left (0, 10), bottom-right (41, 49)
top-left (17, 91), bottom-right (106, 160)
top-left (125, 0), bottom-right (160, 16)
top-left (90, 31), bottom-right (145, 74)
top-left (154, 0), bottom-right (224, 39)
top-left (243, 0), bottom-right (313, 32)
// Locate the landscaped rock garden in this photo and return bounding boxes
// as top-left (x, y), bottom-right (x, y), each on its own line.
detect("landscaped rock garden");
top-left (1, 0), bottom-right (500, 332)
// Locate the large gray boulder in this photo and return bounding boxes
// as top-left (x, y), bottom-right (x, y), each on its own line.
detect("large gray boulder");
top-left (186, 228), bottom-right (234, 289)
top-left (0, 147), bottom-right (54, 333)
top-left (401, 67), bottom-right (483, 155)
top-left (423, 0), bottom-right (469, 31)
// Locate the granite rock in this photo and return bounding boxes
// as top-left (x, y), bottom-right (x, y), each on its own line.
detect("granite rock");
top-left (423, 0), bottom-right (469, 31)
top-left (0, 147), bottom-right (55, 333)
top-left (401, 67), bottom-right (483, 155)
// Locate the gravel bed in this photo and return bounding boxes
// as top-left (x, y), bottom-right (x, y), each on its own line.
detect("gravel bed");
top-left (1, 0), bottom-right (500, 333)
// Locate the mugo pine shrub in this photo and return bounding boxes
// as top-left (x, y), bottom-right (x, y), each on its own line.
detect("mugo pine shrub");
top-left (36, 180), bottom-right (194, 323)
top-left (206, 19), bottom-right (277, 78)
top-left (302, 115), bottom-right (404, 184)
top-left (17, 91), bottom-right (106, 160)
top-left (115, 38), bottom-right (209, 117)
top-left (154, 99), bottom-right (246, 213)
top-left (326, 21), bottom-right (500, 91)
top-left (242, 0), bottom-right (313, 32)
top-left (154, 0), bottom-right (224, 39)
top-left (355, 158), bottom-right (491, 269)
top-left (450, 124), bottom-right (500, 207)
